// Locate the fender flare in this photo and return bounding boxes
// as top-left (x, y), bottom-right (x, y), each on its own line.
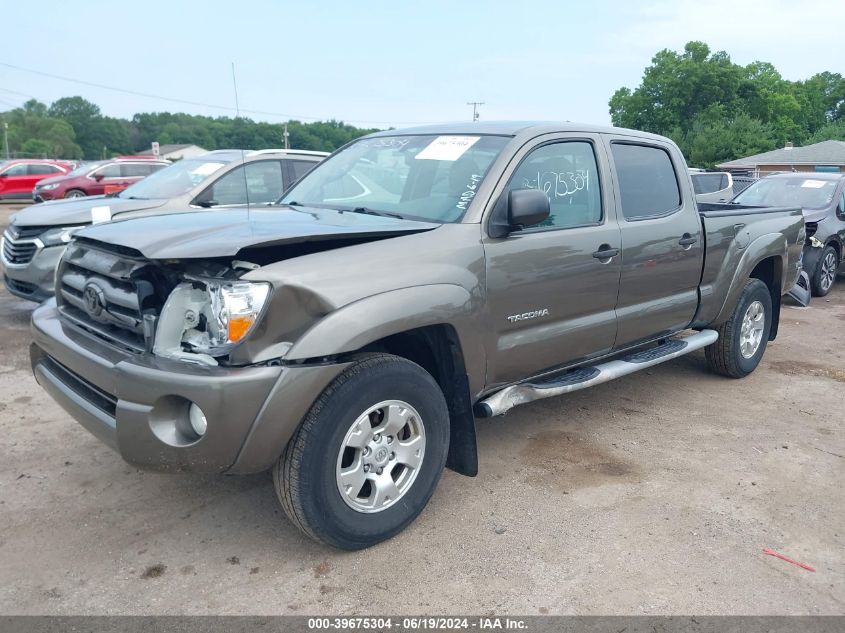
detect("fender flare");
top-left (285, 284), bottom-right (485, 391)
top-left (712, 232), bottom-right (786, 325)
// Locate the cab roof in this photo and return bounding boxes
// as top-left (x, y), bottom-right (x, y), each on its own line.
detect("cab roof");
top-left (365, 121), bottom-right (671, 143)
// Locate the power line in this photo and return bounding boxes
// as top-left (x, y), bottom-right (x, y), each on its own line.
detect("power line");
top-left (0, 61), bottom-right (435, 126)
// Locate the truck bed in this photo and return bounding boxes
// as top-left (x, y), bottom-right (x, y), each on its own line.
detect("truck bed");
top-left (694, 202), bottom-right (805, 327)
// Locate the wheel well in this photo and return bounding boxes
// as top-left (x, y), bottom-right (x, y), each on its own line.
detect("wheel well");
top-left (356, 325), bottom-right (478, 477)
top-left (749, 256), bottom-right (782, 341)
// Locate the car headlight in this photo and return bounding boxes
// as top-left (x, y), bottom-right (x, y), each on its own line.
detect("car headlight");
top-left (37, 183), bottom-right (59, 191)
top-left (154, 280), bottom-right (271, 364)
top-left (40, 226), bottom-right (83, 246)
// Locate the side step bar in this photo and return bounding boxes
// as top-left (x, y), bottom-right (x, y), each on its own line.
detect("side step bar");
top-left (475, 329), bottom-right (718, 417)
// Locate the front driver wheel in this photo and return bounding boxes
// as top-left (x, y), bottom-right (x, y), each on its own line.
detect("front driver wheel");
top-left (705, 278), bottom-right (772, 378)
top-left (274, 354), bottom-right (449, 550)
top-left (64, 189), bottom-right (86, 199)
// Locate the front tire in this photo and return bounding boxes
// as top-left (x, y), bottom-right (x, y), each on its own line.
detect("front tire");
top-left (274, 354), bottom-right (449, 550)
top-left (705, 278), bottom-right (772, 378)
top-left (811, 245), bottom-right (838, 297)
top-left (64, 189), bottom-right (86, 199)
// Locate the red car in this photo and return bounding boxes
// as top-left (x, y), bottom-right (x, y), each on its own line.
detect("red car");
top-left (33, 157), bottom-right (170, 201)
top-left (0, 159), bottom-right (75, 200)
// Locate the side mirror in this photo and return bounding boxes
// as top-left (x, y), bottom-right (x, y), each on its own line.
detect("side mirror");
top-left (93, 173), bottom-right (105, 182)
top-left (489, 189), bottom-right (550, 238)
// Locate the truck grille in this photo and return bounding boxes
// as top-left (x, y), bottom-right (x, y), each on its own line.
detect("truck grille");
top-left (56, 240), bottom-right (160, 353)
top-left (2, 228), bottom-right (42, 264)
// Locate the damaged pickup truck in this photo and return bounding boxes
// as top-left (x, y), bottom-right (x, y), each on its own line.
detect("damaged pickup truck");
top-left (30, 123), bottom-right (805, 549)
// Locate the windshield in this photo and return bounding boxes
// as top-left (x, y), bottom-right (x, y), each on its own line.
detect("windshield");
top-left (65, 162), bottom-right (101, 177)
top-left (281, 134), bottom-right (510, 222)
top-left (733, 176), bottom-right (839, 210)
top-left (118, 159), bottom-right (227, 199)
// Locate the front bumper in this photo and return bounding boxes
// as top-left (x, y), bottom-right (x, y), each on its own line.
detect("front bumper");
top-left (1, 240), bottom-right (65, 302)
top-left (31, 301), bottom-right (348, 474)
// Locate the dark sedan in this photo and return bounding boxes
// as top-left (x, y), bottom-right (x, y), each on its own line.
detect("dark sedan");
top-left (732, 173), bottom-right (845, 296)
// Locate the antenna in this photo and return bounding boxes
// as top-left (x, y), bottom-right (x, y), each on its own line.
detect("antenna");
top-left (467, 101), bottom-right (485, 122)
top-left (231, 62), bottom-right (251, 225)
top-left (231, 62), bottom-right (241, 117)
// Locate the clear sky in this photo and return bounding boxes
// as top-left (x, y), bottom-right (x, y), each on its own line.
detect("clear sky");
top-left (2, 0), bottom-right (843, 129)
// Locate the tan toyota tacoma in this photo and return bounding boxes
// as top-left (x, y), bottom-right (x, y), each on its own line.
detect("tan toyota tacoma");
top-left (29, 122), bottom-right (805, 549)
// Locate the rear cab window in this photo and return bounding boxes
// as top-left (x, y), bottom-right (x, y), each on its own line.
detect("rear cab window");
top-left (611, 143), bottom-right (681, 220)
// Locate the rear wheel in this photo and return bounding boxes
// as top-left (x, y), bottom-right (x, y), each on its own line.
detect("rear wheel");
top-left (705, 278), bottom-right (772, 378)
top-left (274, 354), bottom-right (449, 550)
top-left (811, 245), bottom-right (838, 297)
top-left (64, 189), bottom-right (86, 199)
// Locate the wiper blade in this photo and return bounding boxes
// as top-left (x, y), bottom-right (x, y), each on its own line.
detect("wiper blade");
top-left (344, 206), bottom-right (404, 220)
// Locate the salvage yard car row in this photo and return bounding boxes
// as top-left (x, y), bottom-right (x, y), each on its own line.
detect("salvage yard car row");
top-left (1, 123), bottom-right (844, 550)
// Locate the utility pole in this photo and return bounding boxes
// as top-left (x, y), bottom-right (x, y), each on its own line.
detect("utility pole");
top-left (467, 101), bottom-right (485, 122)
top-left (3, 121), bottom-right (9, 160)
top-left (283, 123), bottom-right (290, 150)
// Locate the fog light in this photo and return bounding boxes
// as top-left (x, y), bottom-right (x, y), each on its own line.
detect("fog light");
top-left (189, 403), bottom-right (208, 437)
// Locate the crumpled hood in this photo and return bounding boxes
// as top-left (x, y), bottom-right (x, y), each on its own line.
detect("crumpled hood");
top-left (10, 196), bottom-right (168, 227)
top-left (802, 207), bottom-right (832, 223)
top-left (75, 206), bottom-right (441, 259)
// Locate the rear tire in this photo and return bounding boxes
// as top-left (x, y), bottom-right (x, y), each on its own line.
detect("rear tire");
top-left (811, 245), bottom-right (838, 297)
top-left (64, 189), bottom-right (86, 199)
top-left (274, 353), bottom-right (449, 550)
top-left (705, 278), bottom-right (772, 378)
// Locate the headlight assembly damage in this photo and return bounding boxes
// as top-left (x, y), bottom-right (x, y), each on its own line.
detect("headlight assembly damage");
top-left (153, 279), bottom-right (271, 365)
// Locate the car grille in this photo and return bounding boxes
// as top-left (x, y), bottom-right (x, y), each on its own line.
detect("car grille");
top-left (56, 240), bottom-right (161, 353)
top-left (2, 228), bottom-right (43, 264)
top-left (41, 354), bottom-right (117, 417)
top-left (3, 275), bottom-right (38, 296)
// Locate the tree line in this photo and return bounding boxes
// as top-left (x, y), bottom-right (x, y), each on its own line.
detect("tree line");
top-left (4, 42), bottom-right (844, 168)
top-left (0, 97), bottom-right (379, 160)
top-left (609, 41), bottom-right (845, 167)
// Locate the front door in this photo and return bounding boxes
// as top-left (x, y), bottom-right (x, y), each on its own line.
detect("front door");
top-left (604, 139), bottom-right (704, 348)
top-left (483, 135), bottom-right (622, 388)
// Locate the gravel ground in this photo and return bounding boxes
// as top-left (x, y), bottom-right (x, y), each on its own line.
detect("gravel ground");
top-left (0, 202), bottom-right (843, 615)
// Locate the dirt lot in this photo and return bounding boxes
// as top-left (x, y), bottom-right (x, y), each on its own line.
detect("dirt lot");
top-left (0, 202), bottom-right (843, 615)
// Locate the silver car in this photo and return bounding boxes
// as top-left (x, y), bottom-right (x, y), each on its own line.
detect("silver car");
top-left (1, 149), bottom-right (327, 302)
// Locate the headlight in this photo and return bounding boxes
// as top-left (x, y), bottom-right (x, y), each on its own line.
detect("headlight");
top-left (40, 226), bottom-right (82, 246)
top-left (37, 183), bottom-right (59, 191)
top-left (154, 280), bottom-right (271, 363)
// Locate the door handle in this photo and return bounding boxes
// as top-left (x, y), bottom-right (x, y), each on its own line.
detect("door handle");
top-left (592, 245), bottom-right (619, 259)
top-left (678, 234), bottom-right (697, 247)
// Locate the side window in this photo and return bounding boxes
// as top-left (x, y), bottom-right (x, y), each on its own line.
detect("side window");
top-left (96, 163), bottom-right (123, 178)
top-left (3, 163), bottom-right (29, 176)
top-left (244, 161), bottom-right (284, 203)
top-left (199, 166), bottom-right (248, 205)
top-left (29, 164), bottom-right (60, 175)
top-left (505, 141), bottom-right (602, 229)
top-left (289, 159), bottom-right (317, 183)
top-left (121, 163), bottom-right (152, 177)
top-left (838, 191), bottom-right (845, 220)
top-left (611, 143), bottom-right (681, 220)
top-left (691, 173), bottom-right (722, 194)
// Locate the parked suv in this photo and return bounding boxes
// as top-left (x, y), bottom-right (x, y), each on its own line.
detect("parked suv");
top-left (32, 157), bottom-right (170, 201)
top-left (2, 149), bottom-right (327, 301)
top-left (731, 172), bottom-right (845, 296)
top-left (29, 123), bottom-right (803, 549)
top-left (0, 160), bottom-right (75, 199)
top-left (689, 170), bottom-right (734, 203)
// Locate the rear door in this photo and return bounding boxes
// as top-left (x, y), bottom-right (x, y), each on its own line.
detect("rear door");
top-left (483, 134), bottom-right (622, 387)
top-left (604, 138), bottom-right (703, 349)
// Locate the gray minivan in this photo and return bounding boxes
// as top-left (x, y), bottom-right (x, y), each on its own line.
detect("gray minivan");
top-left (1, 149), bottom-right (327, 301)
